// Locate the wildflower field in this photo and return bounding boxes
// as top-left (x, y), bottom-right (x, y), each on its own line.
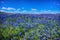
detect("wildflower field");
top-left (0, 12), bottom-right (60, 40)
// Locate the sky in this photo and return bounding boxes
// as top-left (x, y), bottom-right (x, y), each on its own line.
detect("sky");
top-left (0, 0), bottom-right (60, 14)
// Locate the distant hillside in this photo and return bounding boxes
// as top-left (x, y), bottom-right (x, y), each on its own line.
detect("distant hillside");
top-left (0, 11), bottom-right (60, 25)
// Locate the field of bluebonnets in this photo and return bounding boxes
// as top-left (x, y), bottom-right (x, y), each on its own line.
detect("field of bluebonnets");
top-left (0, 12), bottom-right (60, 40)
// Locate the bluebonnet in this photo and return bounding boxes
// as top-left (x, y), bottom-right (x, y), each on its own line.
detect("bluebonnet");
top-left (40, 34), bottom-right (46, 39)
top-left (55, 38), bottom-right (60, 40)
top-left (54, 27), bottom-right (58, 33)
top-left (19, 32), bottom-right (23, 35)
top-left (45, 30), bottom-right (51, 38)
top-left (38, 29), bottom-right (43, 35)
top-left (27, 36), bottom-right (31, 40)
top-left (25, 29), bottom-right (29, 32)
